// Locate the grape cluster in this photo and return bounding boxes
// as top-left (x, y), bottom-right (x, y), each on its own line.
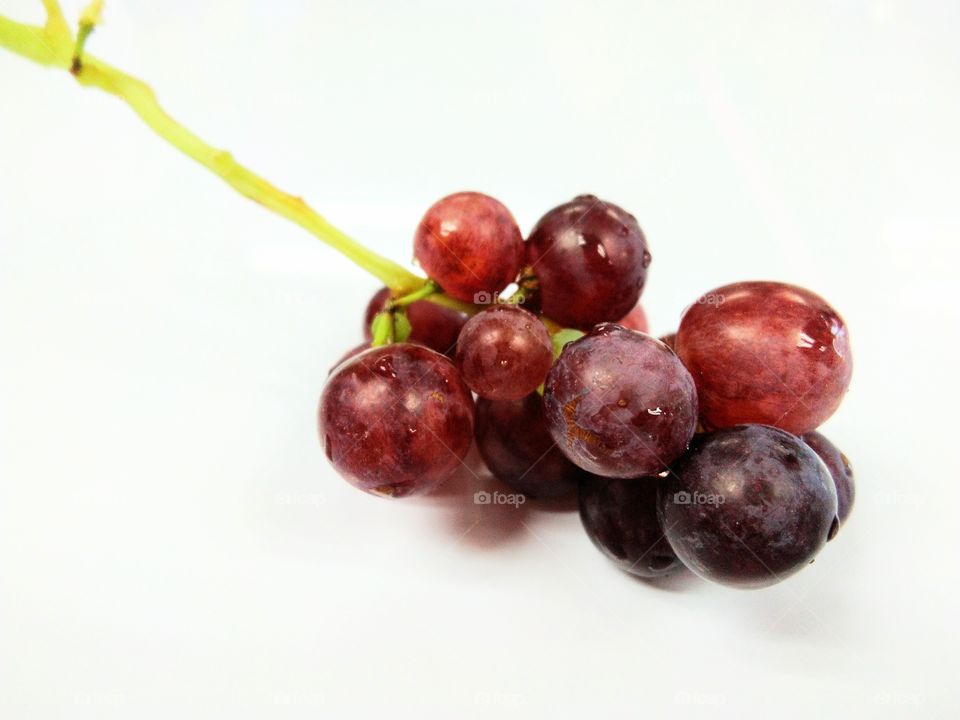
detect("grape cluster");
top-left (320, 192), bottom-right (855, 589)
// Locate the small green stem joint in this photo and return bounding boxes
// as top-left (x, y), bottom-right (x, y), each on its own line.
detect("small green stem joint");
top-left (370, 309), bottom-right (413, 347)
top-left (550, 328), bottom-right (584, 360)
top-left (369, 280), bottom-right (438, 345)
top-left (70, 23), bottom-right (92, 74)
top-left (390, 280), bottom-right (439, 309)
top-left (71, 1), bottom-right (104, 75)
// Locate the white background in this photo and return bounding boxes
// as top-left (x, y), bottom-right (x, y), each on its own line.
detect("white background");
top-left (2, 1), bottom-right (959, 718)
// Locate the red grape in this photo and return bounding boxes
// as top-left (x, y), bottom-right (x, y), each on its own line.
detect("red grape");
top-left (330, 343), bottom-right (370, 374)
top-left (526, 195), bottom-right (650, 330)
top-left (475, 393), bottom-right (582, 498)
top-left (579, 476), bottom-right (681, 578)
top-left (455, 304), bottom-right (552, 401)
top-left (659, 425), bottom-right (838, 588)
top-left (318, 344), bottom-right (474, 497)
top-left (413, 191), bottom-right (524, 303)
top-left (802, 431), bottom-right (855, 527)
top-left (363, 287), bottom-right (467, 357)
top-left (675, 281), bottom-right (852, 435)
top-left (618, 302), bottom-right (649, 333)
top-left (543, 324), bottom-right (698, 478)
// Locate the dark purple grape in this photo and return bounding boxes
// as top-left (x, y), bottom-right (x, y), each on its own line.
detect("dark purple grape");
top-left (618, 302), bottom-right (649, 333)
top-left (659, 425), bottom-right (838, 589)
top-left (802, 431), bottom-right (855, 527)
top-left (318, 344), bottom-right (475, 497)
top-left (475, 394), bottom-right (582, 498)
top-left (526, 195), bottom-right (650, 330)
top-left (675, 281), bottom-right (853, 435)
top-left (579, 476), bottom-right (681, 578)
top-left (363, 287), bottom-right (467, 357)
top-left (543, 324), bottom-right (698, 478)
top-left (413, 192), bottom-right (524, 303)
top-left (456, 305), bottom-right (553, 401)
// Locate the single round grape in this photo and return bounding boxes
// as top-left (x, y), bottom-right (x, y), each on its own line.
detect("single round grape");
top-left (475, 394), bottom-right (582, 498)
top-left (579, 476), bottom-right (681, 578)
top-left (802, 431), bottom-right (855, 527)
top-left (659, 425), bottom-right (838, 589)
top-left (618, 302), bottom-right (649, 333)
top-left (413, 192), bottom-right (524, 303)
top-left (318, 344), bottom-right (474, 497)
top-left (525, 195), bottom-right (651, 330)
top-left (455, 304), bottom-right (553, 401)
top-left (363, 287), bottom-right (467, 357)
top-left (543, 324), bottom-right (698, 478)
top-left (675, 281), bottom-right (852, 435)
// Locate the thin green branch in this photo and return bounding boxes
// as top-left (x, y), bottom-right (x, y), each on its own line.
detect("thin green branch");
top-left (41, 0), bottom-right (71, 40)
top-left (1, 7), bottom-right (424, 293)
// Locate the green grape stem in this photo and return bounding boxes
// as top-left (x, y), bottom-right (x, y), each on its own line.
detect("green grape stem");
top-left (0, 2), bottom-right (460, 304)
top-left (1, 2), bottom-right (574, 331)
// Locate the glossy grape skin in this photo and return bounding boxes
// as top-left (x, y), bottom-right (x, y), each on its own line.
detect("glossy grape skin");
top-left (675, 281), bottom-right (852, 435)
top-left (413, 192), bottom-right (524, 303)
top-left (318, 344), bottom-right (474, 497)
top-left (618, 302), bottom-right (649, 333)
top-left (579, 476), bottom-right (681, 578)
top-left (363, 287), bottom-right (467, 357)
top-left (455, 305), bottom-right (553, 401)
top-left (543, 324), bottom-right (698, 478)
top-left (659, 425), bottom-right (838, 589)
top-left (475, 394), bottom-right (582, 498)
top-left (803, 431), bottom-right (855, 526)
top-left (526, 195), bottom-right (651, 330)
top-left (330, 343), bottom-right (370, 374)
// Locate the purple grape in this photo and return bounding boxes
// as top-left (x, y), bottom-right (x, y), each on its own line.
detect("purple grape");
top-left (363, 287), bottom-right (467, 357)
top-left (659, 425), bottom-right (838, 588)
top-left (318, 344), bottom-right (474, 497)
top-left (456, 304), bottom-right (553, 401)
top-left (526, 195), bottom-right (651, 330)
top-left (543, 324), bottom-right (698, 478)
top-left (579, 476), bottom-right (681, 578)
top-left (802, 430), bottom-right (855, 527)
top-left (475, 394), bottom-right (582, 498)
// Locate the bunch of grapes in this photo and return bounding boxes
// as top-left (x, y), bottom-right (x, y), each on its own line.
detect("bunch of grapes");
top-left (319, 192), bottom-right (855, 590)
